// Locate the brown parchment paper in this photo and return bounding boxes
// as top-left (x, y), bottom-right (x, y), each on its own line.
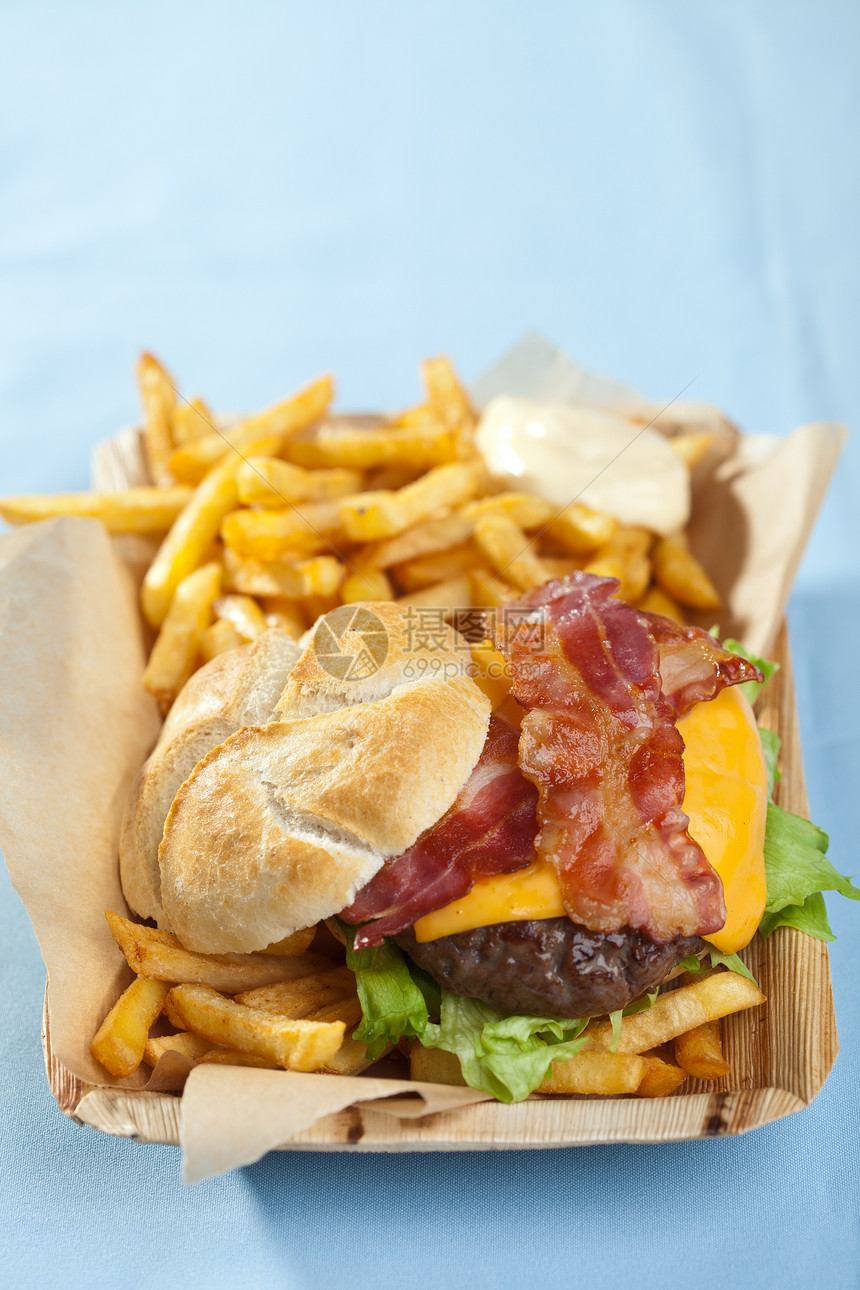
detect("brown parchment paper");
top-left (0, 518), bottom-right (161, 1084)
top-left (0, 339), bottom-right (847, 1180)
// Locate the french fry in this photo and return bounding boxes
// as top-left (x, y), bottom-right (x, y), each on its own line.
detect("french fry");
top-left (637, 585), bottom-right (685, 624)
top-left (669, 431), bottom-right (716, 470)
top-left (141, 450), bottom-right (256, 627)
top-left (307, 996), bottom-right (363, 1028)
top-left (585, 526), bottom-right (652, 602)
top-left (580, 972), bottom-right (765, 1055)
top-left (364, 463), bottom-right (423, 491)
top-left (538, 1051), bottom-right (646, 1095)
top-left (236, 457), bottom-right (362, 506)
top-left (421, 356), bottom-right (477, 458)
top-left (166, 983), bottom-right (346, 1071)
top-left (538, 556), bottom-right (584, 580)
top-left (197, 1048), bottom-right (280, 1069)
top-left (142, 1031), bottom-right (212, 1067)
top-left (674, 1019), bottom-right (731, 1080)
top-left (172, 396), bottom-right (215, 445)
top-left (319, 1034), bottom-right (380, 1075)
top-left (90, 975), bottom-right (170, 1078)
top-left (236, 980), bottom-right (353, 1018)
top-left (339, 463), bottom-right (482, 542)
top-left (212, 593), bottom-right (268, 641)
top-left (461, 492), bottom-right (556, 530)
top-left (473, 513), bottom-right (548, 592)
top-left (370, 493), bottom-right (550, 572)
top-left (0, 486), bottom-right (194, 534)
top-left (301, 592), bottom-right (340, 625)
top-left (105, 911), bottom-right (324, 992)
top-left (142, 561), bottom-right (221, 709)
top-left (469, 568), bottom-right (517, 608)
top-left (397, 575), bottom-right (472, 611)
top-left (409, 1045), bottom-right (468, 1086)
top-left (373, 512), bottom-right (475, 568)
top-left (137, 352), bottom-right (177, 486)
top-left (340, 555), bottom-right (394, 604)
top-left (223, 550), bottom-right (344, 599)
top-left (200, 617), bottom-right (243, 660)
top-left (237, 966), bottom-right (354, 1005)
top-left (635, 1053), bottom-right (689, 1097)
top-left (264, 928), bottom-right (318, 955)
top-left (545, 502), bottom-right (617, 554)
top-left (653, 532), bottom-right (721, 609)
top-left (286, 418), bottom-right (456, 471)
top-left (169, 374), bottom-right (334, 484)
top-left (260, 597), bottom-right (306, 639)
top-left (393, 542), bottom-right (484, 592)
top-left (221, 501), bottom-right (345, 561)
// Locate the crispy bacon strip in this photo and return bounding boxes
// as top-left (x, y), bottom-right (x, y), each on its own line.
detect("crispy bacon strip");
top-left (341, 715), bottom-right (538, 949)
top-left (498, 574), bottom-right (727, 943)
top-left (644, 614), bottom-right (762, 716)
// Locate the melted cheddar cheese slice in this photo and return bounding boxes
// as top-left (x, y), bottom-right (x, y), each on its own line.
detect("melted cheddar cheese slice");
top-left (413, 686), bottom-right (768, 954)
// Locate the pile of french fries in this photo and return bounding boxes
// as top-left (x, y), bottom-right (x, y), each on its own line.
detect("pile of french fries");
top-left (91, 908), bottom-right (764, 1096)
top-left (0, 351), bottom-right (723, 712)
top-left (91, 913), bottom-right (372, 1078)
top-left (5, 349), bottom-right (759, 1097)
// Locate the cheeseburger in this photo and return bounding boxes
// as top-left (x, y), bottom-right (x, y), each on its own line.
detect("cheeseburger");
top-left (121, 572), bottom-right (766, 1041)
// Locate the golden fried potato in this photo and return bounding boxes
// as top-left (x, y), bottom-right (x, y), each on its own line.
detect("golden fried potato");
top-left (91, 975), bottom-right (170, 1078)
top-left (212, 593), bottom-right (268, 641)
top-left (142, 561), bottom-right (221, 709)
top-left (673, 1019), bottom-right (731, 1081)
top-left (142, 1031), bottom-right (212, 1067)
top-left (581, 972), bottom-right (764, 1055)
top-left (137, 352), bottom-right (177, 486)
top-left (169, 375), bottom-right (334, 484)
top-left (0, 486), bottom-right (193, 534)
top-left (200, 618), bottom-right (243, 660)
top-left (237, 458), bottom-right (362, 506)
top-left (634, 1053), bottom-right (689, 1097)
top-left (166, 983), bottom-right (345, 1071)
top-left (473, 513), bottom-right (548, 592)
top-left (653, 532), bottom-right (721, 609)
top-left (339, 463), bottom-right (482, 542)
top-left (223, 550), bottom-right (344, 599)
top-left (105, 911), bottom-right (321, 993)
top-left (172, 397), bottom-right (215, 446)
top-left (538, 1051), bottom-right (646, 1096)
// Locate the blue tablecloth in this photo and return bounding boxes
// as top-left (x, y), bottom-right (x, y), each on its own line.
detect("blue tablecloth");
top-left (2, 4), bottom-right (858, 1287)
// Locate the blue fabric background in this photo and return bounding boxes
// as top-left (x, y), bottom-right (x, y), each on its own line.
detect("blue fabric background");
top-left (1, 3), bottom-right (858, 1287)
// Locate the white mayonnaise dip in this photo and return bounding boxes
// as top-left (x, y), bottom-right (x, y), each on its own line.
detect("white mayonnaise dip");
top-left (475, 396), bottom-right (690, 536)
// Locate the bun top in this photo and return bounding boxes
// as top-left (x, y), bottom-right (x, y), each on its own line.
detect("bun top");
top-left (119, 629), bottom-right (302, 924)
top-left (122, 605), bottom-right (491, 952)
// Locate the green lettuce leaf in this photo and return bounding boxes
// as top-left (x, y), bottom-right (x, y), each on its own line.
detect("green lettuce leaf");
top-left (758, 727), bottom-right (782, 799)
top-left (705, 947), bottom-right (757, 982)
top-left (676, 948), bottom-right (757, 983)
top-left (758, 891), bottom-right (835, 942)
top-left (759, 803), bottom-right (860, 940)
top-left (723, 638), bottom-right (780, 705)
top-left (422, 992), bottom-right (588, 1103)
top-left (342, 928), bottom-right (433, 1060)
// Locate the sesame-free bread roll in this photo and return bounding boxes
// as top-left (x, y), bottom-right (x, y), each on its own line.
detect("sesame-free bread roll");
top-left (119, 628), bottom-right (302, 924)
top-left (122, 602), bottom-right (491, 951)
top-left (159, 673), bottom-right (490, 952)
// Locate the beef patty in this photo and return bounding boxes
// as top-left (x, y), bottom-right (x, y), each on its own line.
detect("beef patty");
top-left (395, 918), bottom-right (702, 1018)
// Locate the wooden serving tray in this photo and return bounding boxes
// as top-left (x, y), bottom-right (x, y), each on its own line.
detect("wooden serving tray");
top-left (39, 432), bottom-right (838, 1151)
